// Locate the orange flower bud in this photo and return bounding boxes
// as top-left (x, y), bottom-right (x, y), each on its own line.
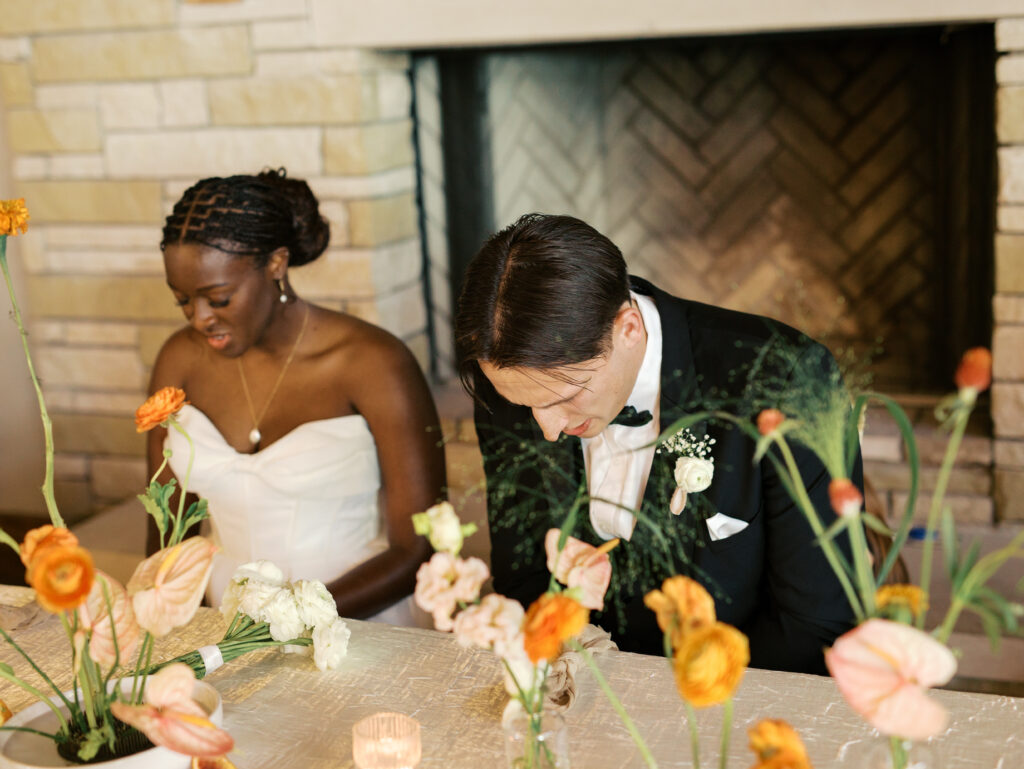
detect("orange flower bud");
top-left (27, 544), bottom-right (94, 613)
top-left (748, 719), bottom-right (811, 768)
top-left (135, 387), bottom-right (188, 432)
top-left (756, 409), bottom-right (785, 436)
top-left (672, 621), bottom-right (749, 707)
top-left (954, 347), bottom-right (992, 394)
top-left (522, 592), bottom-right (589, 664)
top-left (876, 584), bottom-right (928, 618)
top-left (644, 575), bottom-right (716, 650)
top-left (828, 478), bottom-right (862, 519)
top-left (20, 524), bottom-right (79, 568)
top-left (0, 198), bottom-right (29, 237)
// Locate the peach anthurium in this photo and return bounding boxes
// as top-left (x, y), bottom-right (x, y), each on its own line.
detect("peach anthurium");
top-left (824, 618), bottom-right (957, 741)
top-left (544, 529), bottom-right (616, 611)
top-left (110, 664), bottom-right (233, 758)
top-left (75, 570), bottom-right (141, 669)
top-left (127, 537), bottom-right (217, 637)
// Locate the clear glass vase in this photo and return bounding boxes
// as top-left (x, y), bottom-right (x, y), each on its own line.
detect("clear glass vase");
top-left (503, 708), bottom-right (570, 769)
top-left (841, 736), bottom-right (940, 769)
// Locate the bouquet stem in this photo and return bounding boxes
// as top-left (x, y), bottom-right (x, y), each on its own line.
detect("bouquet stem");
top-left (0, 236), bottom-right (64, 528)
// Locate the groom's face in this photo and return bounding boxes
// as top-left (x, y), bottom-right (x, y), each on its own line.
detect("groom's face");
top-left (478, 303), bottom-right (647, 442)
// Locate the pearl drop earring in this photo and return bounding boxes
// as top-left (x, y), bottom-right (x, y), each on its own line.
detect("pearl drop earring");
top-left (276, 278), bottom-right (287, 303)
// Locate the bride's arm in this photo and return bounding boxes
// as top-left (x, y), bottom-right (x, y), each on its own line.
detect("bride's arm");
top-left (324, 329), bottom-right (445, 619)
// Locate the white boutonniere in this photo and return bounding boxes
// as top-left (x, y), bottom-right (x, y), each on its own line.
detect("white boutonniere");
top-left (657, 428), bottom-right (715, 515)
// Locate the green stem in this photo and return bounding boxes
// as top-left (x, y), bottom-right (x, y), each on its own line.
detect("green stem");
top-left (0, 669), bottom-right (70, 734)
top-left (685, 702), bottom-right (701, 769)
top-left (934, 597), bottom-right (964, 645)
top-left (0, 528), bottom-right (21, 556)
top-left (775, 437), bottom-right (865, 621)
top-left (719, 699), bottom-right (733, 769)
top-left (569, 640), bottom-right (658, 769)
top-left (0, 236), bottom-right (64, 528)
top-left (847, 516), bottom-right (877, 616)
top-left (917, 407), bottom-right (969, 628)
top-left (0, 725), bottom-right (63, 740)
top-left (889, 736), bottom-right (908, 769)
top-left (0, 625), bottom-right (76, 712)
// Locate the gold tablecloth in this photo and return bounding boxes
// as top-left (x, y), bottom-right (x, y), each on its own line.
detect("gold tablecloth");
top-left (1, 586), bottom-right (1021, 768)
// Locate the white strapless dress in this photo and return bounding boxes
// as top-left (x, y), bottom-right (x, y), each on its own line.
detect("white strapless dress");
top-left (165, 404), bottom-right (419, 625)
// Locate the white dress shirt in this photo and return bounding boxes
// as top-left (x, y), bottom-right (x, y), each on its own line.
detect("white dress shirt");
top-left (581, 293), bottom-right (661, 541)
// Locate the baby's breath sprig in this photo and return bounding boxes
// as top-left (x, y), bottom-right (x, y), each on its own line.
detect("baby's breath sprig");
top-left (657, 428), bottom-right (716, 461)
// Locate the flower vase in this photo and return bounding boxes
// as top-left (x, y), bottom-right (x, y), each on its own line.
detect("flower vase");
top-left (0, 680), bottom-right (222, 768)
top-left (841, 735), bottom-right (940, 769)
top-left (503, 709), bottom-right (570, 769)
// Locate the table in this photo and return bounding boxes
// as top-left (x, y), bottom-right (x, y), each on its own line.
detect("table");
top-left (1, 586), bottom-right (1021, 768)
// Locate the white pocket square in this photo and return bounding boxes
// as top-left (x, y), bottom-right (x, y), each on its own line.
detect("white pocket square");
top-left (705, 512), bottom-right (749, 542)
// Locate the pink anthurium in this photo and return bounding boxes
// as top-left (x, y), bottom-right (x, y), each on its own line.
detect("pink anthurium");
top-left (111, 664), bottom-right (233, 758)
top-left (127, 537), bottom-right (217, 637)
top-left (75, 570), bottom-right (140, 669)
top-left (544, 529), bottom-right (616, 611)
top-left (825, 618), bottom-right (957, 741)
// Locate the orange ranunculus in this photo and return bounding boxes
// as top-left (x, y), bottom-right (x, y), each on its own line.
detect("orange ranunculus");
top-left (954, 347), bottom-right (992, 395)
top-left (0, 198), bottom-right (29, 236)
top-left (27, 544), bottom-right (94, 613)
top-left (644, 575), bottom-right (716, 650)
top-left (756, 409), bottom-right (786, 436)
top-left (876, 584), bottom-right (928, 619)
top-left (0, 699), bottom-right (11, 725)
top-left (748, 719), bottom-right (812, 769)
top-left (828, 478), bottom-right (862, 519)
top-left (672, 621), bottom-right (749, 707)
top-left (20, 525), bottom-right (79, 568)
top-left (522, 592), bottom-right (589, 664)
top-left (135, 386), bottom-right (188, 433)
top-left (128, 536), bottom-right (217, 637)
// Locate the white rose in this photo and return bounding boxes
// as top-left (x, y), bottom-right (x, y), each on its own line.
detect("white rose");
top-left (219, 580), bottom-right (244, 620)
top-left (425, 502), bottom-right (465, 554)
top-left (292, 580), bottom-right (338, 628)
top-left (312, 616), bottom-right (351, 671)
top-left (233, 560), bottom-right (285, 586)
top-left (261, 590), bottom-right (306, 642)
top-left (673, 457), bottom-right (714, 493)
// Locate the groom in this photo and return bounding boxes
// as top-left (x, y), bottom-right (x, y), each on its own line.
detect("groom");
top-left (455, 213), bottom-right (861, 674)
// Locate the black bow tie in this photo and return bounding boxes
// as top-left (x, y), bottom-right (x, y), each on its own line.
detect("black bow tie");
top-left (611, 405), bottom-right (653, 427)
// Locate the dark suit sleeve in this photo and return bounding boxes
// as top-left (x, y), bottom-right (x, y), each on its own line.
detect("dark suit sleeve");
top-left (473, 383), bottom-right (557, 609)
top-left (741, 343), bottom-right (860, 674)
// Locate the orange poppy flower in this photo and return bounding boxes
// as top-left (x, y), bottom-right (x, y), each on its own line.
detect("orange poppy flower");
top-left (954, 347), bottom-right (992, 394)
top-left (27, 544), bottom-right (95, 613)
top-left (644, 575), bottom-right (716, 650)
top-left (135, 387), bottom-right (188, 433)
top-left (748, 719), bottom-right (812, 769)
top-left (0, 198), bottom-right (29, 236)
top-left (756, 409), bottom-right (786, 436)
top-left (672, 621), bottom-right (749, 707)
top-left (522, 592), bottom-right (588, 664)
top-left (20, 524), bottom-right (79, 568)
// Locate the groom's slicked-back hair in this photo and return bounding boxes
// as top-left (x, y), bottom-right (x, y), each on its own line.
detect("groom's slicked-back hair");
top-left (455, 213), bottom-right (631, 399)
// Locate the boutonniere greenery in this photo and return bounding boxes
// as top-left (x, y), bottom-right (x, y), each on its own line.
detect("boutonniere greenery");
top-left (657, 428), bottom-right (715, 515)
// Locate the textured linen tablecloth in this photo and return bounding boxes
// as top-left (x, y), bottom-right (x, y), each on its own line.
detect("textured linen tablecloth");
top-left (1, 585), bottom-right (1021, 768)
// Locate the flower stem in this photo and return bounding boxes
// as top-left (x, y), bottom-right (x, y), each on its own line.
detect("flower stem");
top-left (0, 624), bottom-right (76, 713)
top-left (718, 699), bottom-right (732, 769)
top-left (685, 702), bottom-right (701, 769)
top-left (889, 736), bottom-right (908, 769)
top-left (168, 416), bottom-right (196, 546)
top-left (569, 640), bottom-right (658, 769)
top-left (0, 669), bottom-right (70, 734)
top-left (775, 437), bottom-right (865, 620)
top-left (0, 236), bottom-right (64, 528)
top-left (917, 406), bottom-right (969, 629)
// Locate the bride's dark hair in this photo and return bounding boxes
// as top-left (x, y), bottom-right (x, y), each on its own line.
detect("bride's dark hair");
top-left (161, 168), bottom-right (329, 267)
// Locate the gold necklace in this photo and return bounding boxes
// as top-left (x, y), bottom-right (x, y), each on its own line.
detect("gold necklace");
top-left (236, 303), bottom-right (310, 448)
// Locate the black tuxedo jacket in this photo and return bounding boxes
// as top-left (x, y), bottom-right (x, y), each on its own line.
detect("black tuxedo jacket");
top-left (474, 277), bottom-right (860, 675)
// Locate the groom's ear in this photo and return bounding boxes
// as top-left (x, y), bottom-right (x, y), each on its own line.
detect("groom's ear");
top-left (614, 303), bottom-right (646, 349)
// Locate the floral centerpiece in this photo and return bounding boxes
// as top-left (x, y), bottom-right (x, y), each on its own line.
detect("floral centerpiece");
top-left (0, 199), bottom-right (351, 765)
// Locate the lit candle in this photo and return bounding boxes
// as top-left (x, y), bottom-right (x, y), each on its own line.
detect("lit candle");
top-left (352, 712), bottom-right (422, 769)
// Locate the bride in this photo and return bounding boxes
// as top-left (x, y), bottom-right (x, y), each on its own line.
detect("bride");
top-left (145, 168), bottom-right (446, 623)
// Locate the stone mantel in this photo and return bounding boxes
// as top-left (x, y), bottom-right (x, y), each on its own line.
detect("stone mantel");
top-left (313, 0), bottom-right (1024, 49)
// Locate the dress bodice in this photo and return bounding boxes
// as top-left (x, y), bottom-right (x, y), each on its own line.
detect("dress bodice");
top-left (165, 404), bottom-right (386, 605)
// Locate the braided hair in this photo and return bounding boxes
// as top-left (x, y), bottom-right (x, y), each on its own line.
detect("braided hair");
top-left (161, 168), bottom-right (329, 267)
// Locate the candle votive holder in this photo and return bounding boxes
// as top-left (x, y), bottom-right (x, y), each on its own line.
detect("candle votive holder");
top-left (352, 711), bottom-right (422, 769)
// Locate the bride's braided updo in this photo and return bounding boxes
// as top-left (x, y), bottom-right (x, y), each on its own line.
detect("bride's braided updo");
top-left (161, 168), bottom-right (329, 267)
